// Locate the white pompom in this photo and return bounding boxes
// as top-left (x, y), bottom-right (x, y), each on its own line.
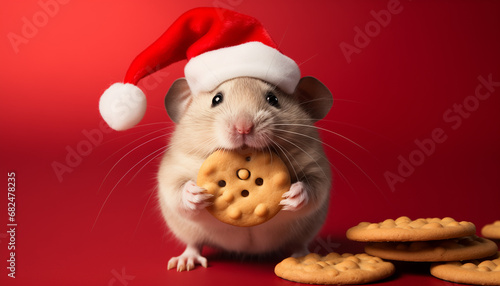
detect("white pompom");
top-left (99, 83), bottom-right (146, 131)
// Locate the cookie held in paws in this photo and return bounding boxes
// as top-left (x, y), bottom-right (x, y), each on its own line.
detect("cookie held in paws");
top-left (431, 252), bottom-right (500, 285)
top-left (365, 235), bottom-right (498, 262)
top-left (197, 148), bottom-right (290, 227)
top-left (482, 221), bottom-right (500, 240)
top-left (346, 216), bottom-right (476, 242)
top-left (274, 252), bottom-right (395, 285)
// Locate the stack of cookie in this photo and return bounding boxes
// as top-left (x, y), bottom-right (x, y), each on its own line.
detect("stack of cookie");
top-left (346, 216), bottom-right (500, 285)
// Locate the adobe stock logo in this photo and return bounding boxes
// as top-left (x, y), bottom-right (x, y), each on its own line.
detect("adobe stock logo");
top-left (7, 0), bottom-right (71, 54)
top-left (51, 120), bottom-right (113, 183)
top-left (50, 66), bottom-right (170, 183)
top-left (339, 0), bottom-right (407, 64)
top-left (108, 267), bottom-right (135, 286)
top-left (384, 74), bottom-right (500, 192)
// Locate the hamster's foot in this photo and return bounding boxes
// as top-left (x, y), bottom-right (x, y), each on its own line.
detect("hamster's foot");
top-left (167, 244), bottom-right (207, 272)
top-left (182, 180), bottom-right (213, 211)
top-left (280, 181), bottom-right (308, 211)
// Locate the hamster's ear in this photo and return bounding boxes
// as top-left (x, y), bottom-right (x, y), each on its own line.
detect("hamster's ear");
top-left (293, 77), bottom-right (333, 122)
top-left (165, 78), bottom-right (192, 123)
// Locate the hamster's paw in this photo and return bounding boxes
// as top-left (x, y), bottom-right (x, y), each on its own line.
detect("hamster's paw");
top-left (167, 245), bottom-right (207, 272)
top-left (280, 181), bottom-right (308, 211)
top-left (182, 180), bottom-right (213, 211)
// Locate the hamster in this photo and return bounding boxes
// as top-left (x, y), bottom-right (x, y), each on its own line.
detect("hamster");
top-left (157, 76), bottom-right (333, 271)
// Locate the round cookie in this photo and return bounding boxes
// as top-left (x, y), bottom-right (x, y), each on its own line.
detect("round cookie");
top-left (482, 221), bottom-right (500, 239)
top-left (197, 148), bottom-right (290, 227)
top-left (365, 235), bottom-right (498, 262)
top-left (274, 252), bottom-right (395, 285)
top-left (431, 252), bottom-right (500, 285)
top-left (346, 216), bottom-right (476, 242)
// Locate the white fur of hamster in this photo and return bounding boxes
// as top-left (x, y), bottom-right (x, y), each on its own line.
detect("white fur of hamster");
top-left (157, 77), bottom-right (332, 271)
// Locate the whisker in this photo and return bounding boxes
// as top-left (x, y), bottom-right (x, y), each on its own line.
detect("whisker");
top-left (297, 97), bottom-right (331, 107)
top-left (273, 130), bottom-right (361, 196)
top-left (296, 53), bottom-right (318, 68)
top-left (265, 23), bottom-right (290, 80)
top-left (265, 144), bottom-right (274, 166)
top-left (265, 134), bottom-right (301, 182)
top-left (126, 146), bottom-right (167, 185)
top-left (182, 136), bottom-right (219, 158)
top-left (277, 119), bottom-right (396, 150)
top-left (97, 132), bottom-right (170, 194)
top-left (274, 123), bottom-right (368, 152)
top-left (98, 124), bottom-right (173, 151)
top-left (132, 121), bottom-right (172, 128)
top-left (131, 185), bottom-right (158, 241)
top-left (273, 128), bottom-right (383, 193)
top-left (329, 162), bottom-right (359, 196)
top-left (272, 135), bottom-right (314, 188)
top-left (92, 142), bottom-right (169, 231)
top-left (317, 119), bottom-right (399, 149)
top-left (101, 126), bottom-right (172, 164)
top-left (328, 98), bottom-right (368, 105)
top-left (273, 133), bottom-right (328, 181)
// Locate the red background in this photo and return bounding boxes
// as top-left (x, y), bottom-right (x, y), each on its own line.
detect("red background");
top-left (1, 0), bottom-right (500, 285)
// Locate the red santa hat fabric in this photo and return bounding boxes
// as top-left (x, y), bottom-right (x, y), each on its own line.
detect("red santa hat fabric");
top-left (99, 7), bottom-right (301, 131)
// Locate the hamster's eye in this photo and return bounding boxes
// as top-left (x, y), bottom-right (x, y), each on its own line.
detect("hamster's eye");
top-left (212, 92), bottom-right (223, 107)
top-left (266, 91), bottom-right (280, 108)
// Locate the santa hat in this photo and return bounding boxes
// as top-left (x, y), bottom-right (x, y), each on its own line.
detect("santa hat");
top-left (99, 7), bottom-right (301, 131)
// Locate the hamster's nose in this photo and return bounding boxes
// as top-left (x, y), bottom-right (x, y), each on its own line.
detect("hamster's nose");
top-left (235, 118), bottom-right (254, 135)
